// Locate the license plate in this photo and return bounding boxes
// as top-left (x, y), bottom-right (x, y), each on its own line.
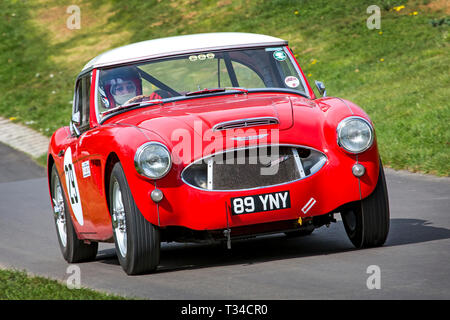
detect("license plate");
top-left (230, 191), bottom-right (291, 215)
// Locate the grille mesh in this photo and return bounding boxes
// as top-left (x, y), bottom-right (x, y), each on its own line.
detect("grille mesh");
top-left (213, 147), bottom-right (298, 190)
top-left (182, 146), bottom-right (326, 191)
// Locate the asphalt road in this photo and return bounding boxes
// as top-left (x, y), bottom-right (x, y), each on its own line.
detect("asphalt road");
top-left (0, 142), bottom-right (449, 299)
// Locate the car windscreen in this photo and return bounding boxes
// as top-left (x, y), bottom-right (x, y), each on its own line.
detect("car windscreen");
top-left (96, 47), bottom-right (307, 120)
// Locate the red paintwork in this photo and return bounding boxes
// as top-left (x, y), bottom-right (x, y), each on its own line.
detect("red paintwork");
top-left (47, 50), bottom-right (380, 242)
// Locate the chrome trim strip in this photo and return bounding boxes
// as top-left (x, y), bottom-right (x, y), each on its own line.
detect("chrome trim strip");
top-left (207, 158), bottom-right (213, 190)
top-left (94, 70), bottom-right (101, 124)
top-left (309, 156), bottom-right (327, 174)
top-left (231, 134), bottom-right (269, 142)
top-left (212, 117), bottom-right (279, 131)
top-left (180, 144), bottom-right (328, 192)
top-left (284, 46), bottom-right (311, 99)
top-left (292, 148), bottom-right (306, 178)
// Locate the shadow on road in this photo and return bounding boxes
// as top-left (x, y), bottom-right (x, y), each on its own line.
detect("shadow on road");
top-left (95, 218), bottom-right (450, 274)
top-left (386, 218), bottom-right (450, 246)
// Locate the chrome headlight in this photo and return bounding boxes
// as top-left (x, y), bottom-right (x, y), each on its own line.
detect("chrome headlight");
top-left (337, 117), bottom-right (374, 154)
top-left (134, 142), bottom-right (172, 179)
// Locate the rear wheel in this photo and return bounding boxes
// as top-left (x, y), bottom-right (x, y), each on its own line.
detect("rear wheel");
top-left (50, 164), bottom-right (98, 263)
top-left (341, 162), bottom-right (390, 248)
top-left (109, 162), bottom-right (160, 275)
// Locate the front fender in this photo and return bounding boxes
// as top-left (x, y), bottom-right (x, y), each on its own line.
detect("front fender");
top-left (317, 97), bottom-right (380, 200)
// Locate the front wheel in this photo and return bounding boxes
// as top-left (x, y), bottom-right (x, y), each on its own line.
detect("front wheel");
top-left (341, 162), bottom-right (390, 248)
top-left (50, 164), bottom-right (98, 263)
top-left (109, 162), bottom-right (160, 275)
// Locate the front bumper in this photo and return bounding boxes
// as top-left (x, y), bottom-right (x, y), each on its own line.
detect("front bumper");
top-left (150, 148), bottom-right (379, 231)
top-left (121, 133), bottom-right (380, 232)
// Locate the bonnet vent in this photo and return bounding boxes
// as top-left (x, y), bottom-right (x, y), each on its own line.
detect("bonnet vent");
top-left (213, 117), bottom-right (279, 131)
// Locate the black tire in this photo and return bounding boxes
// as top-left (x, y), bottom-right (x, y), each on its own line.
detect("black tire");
top-left (109, 162), bottom-right (160, 275)
top-left (50, 164), bottom-right (98, 263)
top-left (341, 161), bottom-right (390, 248)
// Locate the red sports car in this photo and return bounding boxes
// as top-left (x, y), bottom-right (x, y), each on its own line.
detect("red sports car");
top-left (47, 33), bottom-right (389, 275)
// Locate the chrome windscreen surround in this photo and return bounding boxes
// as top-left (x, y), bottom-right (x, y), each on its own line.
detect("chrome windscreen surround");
top-left (181, 145), bottom-right (327, 192)
top-left (212, 117), bottom-right (279, 131)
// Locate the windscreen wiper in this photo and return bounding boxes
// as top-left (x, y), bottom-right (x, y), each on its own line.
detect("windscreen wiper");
top-left (185, 87), bottom-right (248, 96)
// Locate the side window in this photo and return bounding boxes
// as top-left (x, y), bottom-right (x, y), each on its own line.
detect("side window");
top-left (73, 75), bottom-right (91, 134)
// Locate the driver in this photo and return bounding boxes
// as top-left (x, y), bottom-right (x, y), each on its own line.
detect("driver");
top-left (99, 66), bottom-right (142, 109)
top-left (110, 79), bottom-right (137, 105)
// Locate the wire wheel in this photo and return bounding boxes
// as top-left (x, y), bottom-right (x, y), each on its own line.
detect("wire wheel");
top-left (50, 164), bottom-right (98, 263)
top-left (109, 162), bottom-right (160, 275)
top-left (112, 180), bottom-right (127, 258)
top-left (52, 174), bottom-right (67, 247)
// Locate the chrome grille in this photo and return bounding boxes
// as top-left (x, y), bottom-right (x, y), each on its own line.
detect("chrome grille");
top-left (213, 117), bottom-right (279, 131)
top-left (182, 145), bottom-right (327, 191)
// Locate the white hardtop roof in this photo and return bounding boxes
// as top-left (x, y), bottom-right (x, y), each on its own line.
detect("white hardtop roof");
top-left (82, 32), bottom-right (288, 72)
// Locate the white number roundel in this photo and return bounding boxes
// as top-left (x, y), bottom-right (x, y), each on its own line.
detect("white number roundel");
top-left (63, 146), bottom-right (84, 225)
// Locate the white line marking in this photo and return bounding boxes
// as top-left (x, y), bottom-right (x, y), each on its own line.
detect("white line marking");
top-left (302, 197), bottom-right (317, 214)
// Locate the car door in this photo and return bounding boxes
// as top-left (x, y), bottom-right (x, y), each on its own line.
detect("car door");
top-left (71, 72), bottom-right (112, 240)
top-left (64, 73), bottom-right (101, 237)
top-left (58, 75), bottom-right (90, 236)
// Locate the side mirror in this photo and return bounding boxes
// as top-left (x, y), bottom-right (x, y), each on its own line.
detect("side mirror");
top-left (314, 80), bottom-right (326, 97)
top-left (70, 111), bottom-right (81, 137)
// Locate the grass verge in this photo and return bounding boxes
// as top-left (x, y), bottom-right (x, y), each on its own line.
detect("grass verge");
top-left (0, 268), bottom-right (126, 300)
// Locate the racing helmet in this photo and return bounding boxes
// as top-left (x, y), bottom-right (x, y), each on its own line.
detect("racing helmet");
top-left (99, 66), bottom-right (143, 108)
